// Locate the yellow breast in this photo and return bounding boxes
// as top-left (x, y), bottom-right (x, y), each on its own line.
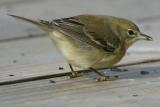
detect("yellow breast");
top-left (92, 43), bottom-right (126, 69)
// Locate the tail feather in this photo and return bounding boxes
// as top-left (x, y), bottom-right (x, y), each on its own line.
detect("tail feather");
top-left (8, 14), bottom-right (55, 32)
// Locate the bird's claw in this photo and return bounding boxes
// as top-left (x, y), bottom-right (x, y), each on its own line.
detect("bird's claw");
top-left (69, 72), bottom-right (83, 78)
top-left (96, 75), bottom-right (119, 82)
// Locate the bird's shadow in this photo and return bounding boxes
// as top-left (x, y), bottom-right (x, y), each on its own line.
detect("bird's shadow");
top-left (87, 65), bottom-right (160, 80)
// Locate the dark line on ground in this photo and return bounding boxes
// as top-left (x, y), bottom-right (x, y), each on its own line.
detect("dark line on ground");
top-left (0, 59), bottom-right (160, 86)
top-left (0, 33), bottom-right (46, 43)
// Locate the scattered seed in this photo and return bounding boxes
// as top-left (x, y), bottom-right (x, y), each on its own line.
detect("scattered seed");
top-left (123, 69), bottom-right (128, 71)
top-left (9, 74), bottom-right (14, 77)
top-left (13, 60), bottom-right (17, 63)
top-left (140, 71), bottom-right (149, 75)
top-left (132, 94), bottom-right (139, 97)
top-left (49, 80), bottom-right (56, 83)
top-left (59, 67), bottom-right (64, 70)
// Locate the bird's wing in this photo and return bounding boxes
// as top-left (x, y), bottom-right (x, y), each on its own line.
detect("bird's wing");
top-left (51, 16), bottom-right (120, 52)
top-left (9, 14), bottom-right (120, 52)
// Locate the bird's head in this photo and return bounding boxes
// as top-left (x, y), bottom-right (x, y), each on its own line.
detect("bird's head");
top-left (114, 18), bottom-right (153, 48)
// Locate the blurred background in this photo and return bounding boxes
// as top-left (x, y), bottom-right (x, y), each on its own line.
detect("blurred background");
top-left (0, 0), bottom-right (160, 41)
top-left (0, 0), bottom-right (160, 75)
top-left (0, 0), bottom-right (159, 47)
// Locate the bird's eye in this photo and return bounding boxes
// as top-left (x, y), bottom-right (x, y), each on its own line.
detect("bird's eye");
top-left (127, 29), bottom-right (135, 37)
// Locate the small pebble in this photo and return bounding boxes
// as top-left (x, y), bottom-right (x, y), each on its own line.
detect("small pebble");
top-left (132, 94), bottom-right (139, 97)
top-left (140, 71), bottom-right (149, 75)
top-left (49, 80), bottom-right (56, 83)
top-left (58, 67), bottom-right (64, 70)
top-left (9, 74), bottom-right (14, 77)
top-left (13, 60), bottom-right (17, 63)
top-left (123, 69), bottom-right (128, 71)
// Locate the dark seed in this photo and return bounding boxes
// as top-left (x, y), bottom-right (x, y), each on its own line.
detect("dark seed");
top-left (140, 71), bottom-right (149, 75)
top-left (132, 94), bottom-right (139, 97)
top-left (49, 80), bottom-right (56, 83)
top-left (123, 69), bottom-right (128, 71)
top-left (59, 67), bottom-right (64, 70)
top-left (9, 74), bottom-right (14, 77)
top-left (13, 60), bottom-right (17, 63)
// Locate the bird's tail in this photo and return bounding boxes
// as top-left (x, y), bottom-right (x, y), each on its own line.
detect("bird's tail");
top-left (8, 14), bottom-right (56, 32)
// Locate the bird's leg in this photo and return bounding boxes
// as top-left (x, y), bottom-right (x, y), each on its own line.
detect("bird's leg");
top-left (68, 64), bottom-right (83, 78)
top-left (89, 68), bottom-right (118, 82)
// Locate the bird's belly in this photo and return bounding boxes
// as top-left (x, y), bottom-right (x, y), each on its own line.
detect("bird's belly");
top-left (92, 55), bottom-right (120, 69)
top-left (93, 49), bottom-right (126, 69)
top-left (49, 31), bottom-right (105, 68)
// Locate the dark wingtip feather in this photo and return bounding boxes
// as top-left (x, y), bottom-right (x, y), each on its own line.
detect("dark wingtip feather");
top-left (8, 14), bottom-right (23, 19)
top-left (8, 14), bottom-right (42, 26)
top-left (8, 14), bottom-right (54, 31)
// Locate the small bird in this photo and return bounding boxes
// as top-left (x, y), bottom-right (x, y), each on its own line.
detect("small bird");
top-left (9, 14), bottom-right (152, 81)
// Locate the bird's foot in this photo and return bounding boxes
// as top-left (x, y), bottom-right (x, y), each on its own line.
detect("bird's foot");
top-left (69, 71), bottom-right (83, 78)
top-left (96, 75), bottom-right (119, 82)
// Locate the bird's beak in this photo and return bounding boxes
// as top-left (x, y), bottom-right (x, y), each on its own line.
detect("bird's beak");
top-left (138, 33), bottom-right (153, 41)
